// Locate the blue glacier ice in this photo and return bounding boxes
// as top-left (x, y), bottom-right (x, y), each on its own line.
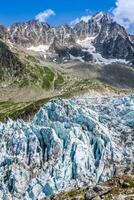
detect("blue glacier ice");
top-left (0, 95), bottom-right (133, 199)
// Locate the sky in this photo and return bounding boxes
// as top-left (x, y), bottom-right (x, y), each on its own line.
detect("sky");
top-left (0, 0), bottom-right (134, 33)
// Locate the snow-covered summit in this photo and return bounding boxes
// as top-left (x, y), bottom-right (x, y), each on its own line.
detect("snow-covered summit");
top-left (0, 95), bottom-right (133, 199)
top-left (92, 12), bottom-right (112, 23)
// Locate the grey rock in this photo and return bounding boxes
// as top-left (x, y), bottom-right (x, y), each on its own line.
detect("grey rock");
top-left (0, 12), bottom-right (133, 64)
top-left (93, 185), bottom-right (112, 198)
top-left (92, 196), bottom-right (102, 200)
top-left (118, 179), bottom-right (131, 188)
top-left (8, 20), bottom-right (50, 47)
top-left (85, 190), bottom-right (97, 200)
top-left (98, 186), bottom-right (112, 197)
top-left (0, 25), bottom-right (8, 40)
top-left (74, 12), bottom-right (134, 63)
top-left (93, 185), bottom-right (103, 193)
top-left (113, 195), bottom-right (134, 200)
top-left (0, 40), bottom-right (23, 79)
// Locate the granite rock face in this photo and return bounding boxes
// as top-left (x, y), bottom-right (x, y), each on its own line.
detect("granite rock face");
top-left (0, 12), bottom-right (134, 64)
top-left (74, 12), bottom-right (134, 64)
top-left (8, 20), bottom-right (50, 47)
top-left (0, 95), bottom-right (133, 199)
top-left (0, 40), bottom-right (23, 79)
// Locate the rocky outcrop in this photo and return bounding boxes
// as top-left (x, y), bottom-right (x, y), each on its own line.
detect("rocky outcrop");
top-left (8, 21), bottom-right (75, 48)
top-left (0, 40), bottom-right (23, 79)
top-left (85, 186), bottom-right (112, 200)
top-left (0, 95), bottom-right (133, 199)
top-left (74, 12), bottom-right (134, 63)
top-left (8, 20), bottom-right (50, 47)
top-left (50, 176), bottom-right (134, 200)
top-left (95, 26), bottom-right (134, 62)
top-left (0, 25), bottom-right (8, 41)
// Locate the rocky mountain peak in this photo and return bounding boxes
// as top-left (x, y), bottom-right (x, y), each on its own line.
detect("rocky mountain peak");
top-left (0, 12), bottom-right (133, 64)
top-left (9, 19), bottom-right (50, 29)
top-left (0, 25), bottom-right (7, 40)
top-left (74, 12), bottom-right (115, 40)
top-left (129, 34), bottom-right (134, 43)
top-left (8, 19), bottom-right (50, 47)
top-left (92, 12), bottom-right (112, 23)
top-left (71, 12), bottom-right (134, 64)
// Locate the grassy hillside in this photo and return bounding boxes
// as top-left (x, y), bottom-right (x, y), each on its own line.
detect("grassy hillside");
top-left (0, 79), bottom-right (132, 121)
top-left (0, 43), bottom-right (133, 121)
top-left (0, 43), bottom-right (65, 90)
top-left (14, 63), bottom-right (55, 89)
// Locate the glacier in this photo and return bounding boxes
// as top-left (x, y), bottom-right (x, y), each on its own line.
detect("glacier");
top-left (0, 95), bottom-right (134, 199)
top-left (76, 37), bottom-right (129, 65)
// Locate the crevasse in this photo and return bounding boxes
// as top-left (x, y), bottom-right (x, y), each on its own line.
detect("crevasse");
top-left (0, 95), bottom-right (133, 199)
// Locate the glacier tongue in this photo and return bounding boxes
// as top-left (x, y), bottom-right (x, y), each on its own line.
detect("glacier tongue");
top-left (0, 95), bottom-right (134, 199)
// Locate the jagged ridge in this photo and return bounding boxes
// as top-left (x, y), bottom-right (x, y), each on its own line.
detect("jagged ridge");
top-left (0, 12), bottom-right (134, 64)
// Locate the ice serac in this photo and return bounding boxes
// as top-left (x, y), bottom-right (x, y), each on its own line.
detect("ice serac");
top-left (0, 95), bottom-right (134, 199)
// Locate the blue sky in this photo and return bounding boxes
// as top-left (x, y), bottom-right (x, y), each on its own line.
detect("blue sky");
top-left (0, 0), bottom-right (134, 33)
top-left (0, 0), bottom-right (115, 25)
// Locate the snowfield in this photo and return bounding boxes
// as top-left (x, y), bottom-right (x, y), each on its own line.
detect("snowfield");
top-left (76, 37), bottom-right (129, 64)
top-left (0, 95), bottom-right (133, 199)
top-left (27, 45), bottom-right (50, 52)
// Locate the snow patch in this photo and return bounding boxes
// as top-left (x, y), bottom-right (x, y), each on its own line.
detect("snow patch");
top-left (27, 45), bottom-right (50, 52)
top-left (76, 37), bottom-right (129, 64)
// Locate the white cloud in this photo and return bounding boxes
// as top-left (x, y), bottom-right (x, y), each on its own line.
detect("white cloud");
top-left (35, 9), bottom-right (55, 22)
top-left (112, 0), bottom-right (134, 32)
top-left (70, 15), bottom-right (92, 26)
